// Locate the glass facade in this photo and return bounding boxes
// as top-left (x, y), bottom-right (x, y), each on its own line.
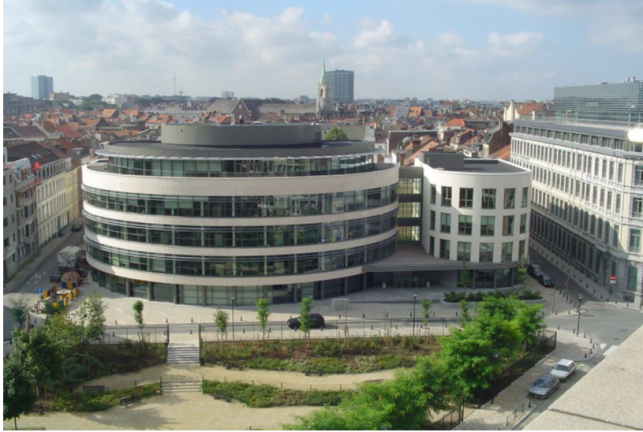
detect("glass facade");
top-left (87, 236), bottom-right (397, 277)
top-left (85, 211), bottom-right (397, 248)
top-left (83, 184), bottom-right (397, 218)
top-left (106, 154), bottom-right (376, 177)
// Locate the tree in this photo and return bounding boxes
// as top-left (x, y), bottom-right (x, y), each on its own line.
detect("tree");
top-left (324, 126), bottom-right (348, 141)
top-left (477, 296), bottom-right (521, 322)
top-left (298, 297), bottom-right (313, 340)
top-left (517, 255), bottom-right (528, 287)
top-left (11, 327), bottom-right (60, 398)
top-left (458, 261), bottom-right (470, 289)
top-left (3, 355), bottom-right (37, 430)
top-left (256, 299), bottom-right (271, 341)
top-left (86, 94), bottom-right (103, 101)
top-left (420, 299), bottom-right (433, 344)
top-left (214, 310), bottom-right (229, 340)
top-left (9, 299), bottom-right (30, 330)
top-left (459, 300), bottom-right (471, 325)
top-left (514, 303), bottom-right (545, 351)
top-left (132, 301), bottom-right (144, 342)
top-left (76, 292), bottom-right (106, 344)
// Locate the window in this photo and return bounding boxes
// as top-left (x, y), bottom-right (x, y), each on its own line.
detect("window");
top-left (399, 178), bottom-right (422, 195)
top-left (440, 213), bottom-right (451, 233)
top-left (430, 211), bottom-right (436, 230)
top-left (3, 218), bottom-right (7, 227)
top-left (458, 215), bottom-right (473, 235)
top-left (618, 163), bottom-right (624, 182)
top-left (481, 216), bottom-right (495, 236)
top-left (629, 229), bottom-right (641, 253)
top-left (609, 161), bottom-right (614, 181)
top-left (633, 198), bottom-right (643, 218)
top-left (503, 215), bottom-right (515, 236)
top-left (459, 188), bottom-right (473, 208)
top-left (520, 214), bottom-right (527, 234)
top-left (504, 188), bottom-right (515, 209)
top-left (607, 192), bottom-right (612, 211)
top-left (479, 242), bottom-right (494, 262)
top-left (501, 242), bottom-right (513, 262)
top-left (457, 242), bottom-right (471, 261)
top-left (518, 240), bottom-right (526, 259)
top-left (398, 202), bottom-right (421, 218)
top-left (627, 267), bottom-right (639, 292)
top-left (482, 189), bottom-right (496, 209)
top-left (398, 226), bottom-right (420, 242)
top-left (441, 186), bottom-right (452, 206)
top-left (430, 185), bottom-right (436, 204)
top-left (616, 194), bottom-right (622, 213)
top-left (636, 166), bottom-right (643, 186)
top-left (602, 160), bottom-right (607, 178)
top-left (521, 187), bottom-right (529, 207)
top-left (440, 239), bottom-right (451, 259)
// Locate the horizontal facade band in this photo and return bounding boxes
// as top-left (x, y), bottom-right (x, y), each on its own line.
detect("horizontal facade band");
top-left (85, 234), bottom-right (397, 278)
top-left (82, 163), bottom-right (398, 196)
top-left (87, 256), bottom-right (364, 287)
top-left (82, 184), bottom-right (398, 219)
top-left (82, 202), bottom-right (399, 227)
top-left (85, 228), bottom-right (398, 257)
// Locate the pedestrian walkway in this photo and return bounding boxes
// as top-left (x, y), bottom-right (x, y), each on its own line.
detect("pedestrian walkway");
top-left (455, 330), bottom-right (596, 431)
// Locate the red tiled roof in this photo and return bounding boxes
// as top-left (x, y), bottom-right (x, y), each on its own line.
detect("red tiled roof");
top-left (443, 118), bottom-right (465, 128)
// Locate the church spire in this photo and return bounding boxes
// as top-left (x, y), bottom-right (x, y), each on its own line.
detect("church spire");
top-left (320, 56), bottom-right (327, 83)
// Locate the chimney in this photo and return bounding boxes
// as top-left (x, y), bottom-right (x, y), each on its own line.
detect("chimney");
top-left (412, 138), bottom-right (422, 153)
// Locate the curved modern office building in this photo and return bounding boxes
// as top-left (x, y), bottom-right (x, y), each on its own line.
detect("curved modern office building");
top-left (84, 124), bottom-right (399, 305)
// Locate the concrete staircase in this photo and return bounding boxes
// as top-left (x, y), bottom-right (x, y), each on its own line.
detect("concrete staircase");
top-left (162, 379), bottom-right (202, 393)
top-left (166, 343), bottom-right (200, 365)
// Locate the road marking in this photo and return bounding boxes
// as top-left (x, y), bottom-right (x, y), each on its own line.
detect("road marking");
top-left (603, 346), bottom-right (618, 357)
top-left (599, 343), bottom-right (607, 350)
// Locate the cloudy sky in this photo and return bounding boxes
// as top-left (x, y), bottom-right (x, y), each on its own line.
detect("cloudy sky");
top-left (3, 0), bottom-right (642, 101)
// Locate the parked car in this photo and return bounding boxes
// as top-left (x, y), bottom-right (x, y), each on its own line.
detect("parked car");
top-left (550, 359), bottom-right (576, 382)
top-left (527, 264), bottom-right (542, 278)
top-left (287, 313), bottom-right (325, 330)
top-left (71, 224), bottom-right (83, 232)
top-left (49, 272), bottom-right (62, 283)
top-left (528, 374), bottom-right (560, 399)
top-left (537, 273), bottom-right (556, 287)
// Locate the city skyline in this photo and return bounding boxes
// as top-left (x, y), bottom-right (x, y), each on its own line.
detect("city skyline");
top-left (3, 0), bottom-right (642, 101)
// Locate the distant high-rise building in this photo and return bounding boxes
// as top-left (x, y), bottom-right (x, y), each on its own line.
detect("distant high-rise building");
top-left (31, 75), bottom-right (54, 100)
top-left (554, 78), bottom-right (643, 125)
top-left (222, 91), bottom-right (235, 99)
top-left (326, 70), bottom-right (354, 104)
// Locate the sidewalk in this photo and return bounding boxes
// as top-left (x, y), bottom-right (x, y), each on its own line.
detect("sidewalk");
top-left (3, 216), bottom-right (84, 295)
top-left (455, 330), bottom-right (595, 431)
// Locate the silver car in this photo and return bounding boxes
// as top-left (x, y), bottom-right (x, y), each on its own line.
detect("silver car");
top-left (528, 374), bottom-right (560, 399)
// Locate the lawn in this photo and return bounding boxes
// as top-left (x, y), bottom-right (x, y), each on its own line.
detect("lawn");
top-left (202, 335), bottom-right (441, 374)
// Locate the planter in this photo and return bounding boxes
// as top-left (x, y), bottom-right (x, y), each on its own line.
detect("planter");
top-left (441, 297), bottom-right (545, 309)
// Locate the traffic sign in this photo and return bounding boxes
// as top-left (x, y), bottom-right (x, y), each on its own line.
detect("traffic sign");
top-left (610, 275), bottom-right (616, 284)
top-left (36, 288), bottom-right (43, 294)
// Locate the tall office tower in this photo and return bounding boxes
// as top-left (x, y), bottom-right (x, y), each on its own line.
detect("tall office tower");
top-left (31, 75), bottom-right (54, 100)
top-left (510, 116), bottom-right (643, 305)
top-left (221, 91), bottom-right (235, 99)
top-left (326, 70), bottom-right (355, 104)
top-left (554, 78), bottom-right (643, 125)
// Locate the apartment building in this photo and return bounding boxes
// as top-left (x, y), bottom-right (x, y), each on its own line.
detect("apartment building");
top-left (3, 164), bottom-right (19, 281)
top-left (510, 119), bottom-right (643, 304)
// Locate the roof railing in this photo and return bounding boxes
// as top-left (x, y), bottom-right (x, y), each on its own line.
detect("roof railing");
top-left (515, 116), bottom-right (641, 131)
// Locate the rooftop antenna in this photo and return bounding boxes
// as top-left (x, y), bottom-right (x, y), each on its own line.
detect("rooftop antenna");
top-left (173, 66), bottom-right (177, 97)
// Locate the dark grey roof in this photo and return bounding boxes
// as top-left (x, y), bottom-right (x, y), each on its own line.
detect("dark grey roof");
top-left (209, 99), bottom-right (239, 113)
top-left (6, 141), bottom-right (66, 166)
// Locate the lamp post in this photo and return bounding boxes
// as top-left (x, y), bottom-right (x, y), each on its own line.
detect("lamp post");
top-left (576, 294), bottom-right (583, 336)
top-left (412, 293), bottom-right (418, 336)
top-left (491, 351), bottom-right (499, 405)
top-left (231, 295), bottom-right (236, 340)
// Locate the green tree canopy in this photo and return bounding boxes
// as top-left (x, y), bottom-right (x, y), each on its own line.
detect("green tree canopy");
top-left (298, 297), bottom-right (313, 337)
top-left (3, 355), bottom-right (37, 430)
top-left (324, 126), bottom-right (348, 141)
top-left (9, 299), bottom-right (30, 329)
top-left (256, 299), bottom-right (271, 340)
top-left (215, 310), bottom-right (229, 337)
top-left (76, 292), bottom-right (107, 344)
top-left (86, 94), bottom-right (103, 101)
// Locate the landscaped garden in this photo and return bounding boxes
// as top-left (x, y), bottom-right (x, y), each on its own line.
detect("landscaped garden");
top-left (202, 335), bottom-right (440, 374)
top-left (443, 289), bottom-right (542, 303)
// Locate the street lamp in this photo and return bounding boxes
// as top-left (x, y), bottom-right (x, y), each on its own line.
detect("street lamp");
top-left (412, 293), bottom-right (418, 336)
top-left (576, 294), bottom-right (583, 336)
top-left (491, 351), bottom-right (500, 405)
top-left (230, 295), bottom-right (236, 340)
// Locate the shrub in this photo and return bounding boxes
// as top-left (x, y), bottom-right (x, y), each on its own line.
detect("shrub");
top-left (50, 383), bottom-right (160, 412)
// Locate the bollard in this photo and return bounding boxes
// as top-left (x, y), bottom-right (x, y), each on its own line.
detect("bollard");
top-left (456, 312), bottom-right (458, 317)
top-left (627, 303), bottom-right (629, 308)
top-left (190, 330), bottom-right (193, 335)
top-left (363, 313), bottom-right (365, 319)
top-left (166, 318), bottom-right (168, 323)
top-left (583, 333), bottom-right (586, 338)
top-left (191, 318), bottom-right (193, 323)
top-left (113, 331), bottom-right (115, 337)
top-left (584, 353), bottom-right (587, 358)
top-left (528, 402), bottom-right (531, 408)
top-left (241, 317), bottom-right (243, 321)
top-left (590, 349), bottom-right (593, 354)
top-left (115, 320), bottom-right (117, 325)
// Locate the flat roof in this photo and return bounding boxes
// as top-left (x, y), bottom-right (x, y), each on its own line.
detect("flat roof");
top-left (525, 324), bottom-right (643, 430)
top-left (420, 152), bottom-right (527, 174)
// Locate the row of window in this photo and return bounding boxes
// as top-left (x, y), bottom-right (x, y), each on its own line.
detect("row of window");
top-left (105, 155), bottom-right (376, 177)
top-left (431, 238), bottom-right (526, 263)
top-left (513, 126), bottom-right (632, 152)
top-left (429, 212), bottom-right (528, 236)
top-left (398, 178), bottom-right (422, 195)
top-left (429, 185), bottom-right (528, 209)
top-left (87, 236), bottom-right (397, 277)
top-left (83, 184), bottom-right (398, 218)
top-left (85, 211), bottom-right (397, 248)
top-left (532, 188), bottom-right (620, 249)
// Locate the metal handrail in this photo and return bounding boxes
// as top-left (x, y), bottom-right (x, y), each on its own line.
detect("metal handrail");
top-left (506, 402), bottom-right (525, 426)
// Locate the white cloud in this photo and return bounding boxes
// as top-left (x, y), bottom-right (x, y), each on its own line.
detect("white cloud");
top-left (486, 32), bottom-right (544, 56)
top-left (323, 14), bottom-right (331, 24)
